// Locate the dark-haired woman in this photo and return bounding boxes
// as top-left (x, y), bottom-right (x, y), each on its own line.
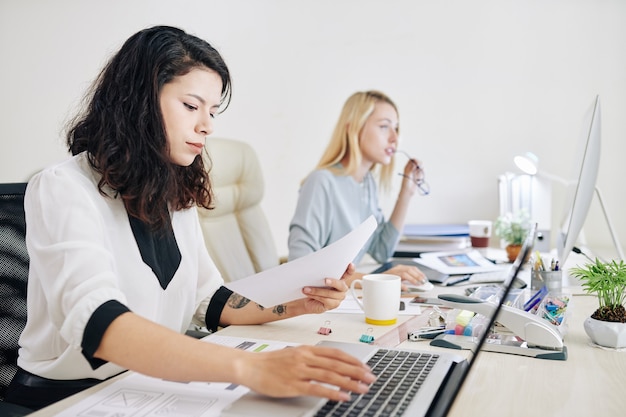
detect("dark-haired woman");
top-left (6, 26), bottom-right (373, 411)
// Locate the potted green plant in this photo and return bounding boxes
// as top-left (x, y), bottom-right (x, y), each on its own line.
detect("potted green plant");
top-left (570, 259), bottom-right (626, 348)
top-left (494, 211), bottom-right (531, 262)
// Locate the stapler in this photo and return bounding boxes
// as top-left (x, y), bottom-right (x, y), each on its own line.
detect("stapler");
top-left (430, 294), bottom-right (568, 360)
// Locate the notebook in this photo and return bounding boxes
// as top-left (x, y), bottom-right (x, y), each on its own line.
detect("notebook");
top-left (222, 223), bottom-right (538, 417)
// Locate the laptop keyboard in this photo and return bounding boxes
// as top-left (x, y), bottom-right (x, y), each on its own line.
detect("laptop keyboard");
top-left (314, 349), bottom-right (439, 417)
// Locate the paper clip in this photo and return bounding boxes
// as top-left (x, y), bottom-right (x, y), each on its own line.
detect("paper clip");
top-left (359, 328), bottom-right (375, 344)
top-left (428, 306), bottom-right (446, 327)
top-left (317, 320), bottom-right (332, 335)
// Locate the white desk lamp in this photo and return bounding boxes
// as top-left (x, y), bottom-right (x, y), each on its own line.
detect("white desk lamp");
top-left (514, 151), bottom-right (624, 261)
top-left (514, 152), bottom-right (568, 186)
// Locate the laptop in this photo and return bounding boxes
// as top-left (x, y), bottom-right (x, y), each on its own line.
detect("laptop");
top-left (222, 224), bottom-right (538, 417)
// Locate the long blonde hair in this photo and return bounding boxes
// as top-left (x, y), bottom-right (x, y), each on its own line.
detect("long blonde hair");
top-left (314, 90), bottom-right (398, 191)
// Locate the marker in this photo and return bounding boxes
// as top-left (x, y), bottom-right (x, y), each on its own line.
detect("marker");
top-left (445, 274), bottom-right (471, 286)
top-left (523, 286), bottom-right (548, 311)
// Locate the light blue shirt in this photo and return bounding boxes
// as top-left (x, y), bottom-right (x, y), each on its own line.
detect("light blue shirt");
top-left (288, 167), bottom-right (400, 264)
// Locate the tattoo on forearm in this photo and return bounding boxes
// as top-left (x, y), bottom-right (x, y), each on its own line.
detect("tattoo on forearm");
top-left (228, 294), bottom-right (251, 309)
top-left (273, 304), bottom-right (287, 316)
top-left (228, 294), bottom-right (284, 315)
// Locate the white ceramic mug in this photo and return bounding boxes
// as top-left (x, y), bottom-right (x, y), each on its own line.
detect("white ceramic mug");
top-left (350, 274), bottom-right (401, 325)
top-left (468, 220), bottom-right (492, 248)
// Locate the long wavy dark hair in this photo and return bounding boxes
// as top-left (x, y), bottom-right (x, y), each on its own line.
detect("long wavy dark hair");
top-left (66, 26), bottom-right (231, 230)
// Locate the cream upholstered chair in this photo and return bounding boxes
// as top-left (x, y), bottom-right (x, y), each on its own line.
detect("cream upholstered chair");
top-left (198, 138), bottom-right (280, 282)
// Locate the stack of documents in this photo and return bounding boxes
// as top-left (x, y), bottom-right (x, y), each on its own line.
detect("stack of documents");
top-left (395, 224), bottom-right (471, 256)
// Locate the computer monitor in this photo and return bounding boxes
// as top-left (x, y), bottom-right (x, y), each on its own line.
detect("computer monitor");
top-left (556, 95), bottom-right (601, 265)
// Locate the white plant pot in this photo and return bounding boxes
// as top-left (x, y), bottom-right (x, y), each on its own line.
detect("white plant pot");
top-left (583, 316), bottom-right (626, 348)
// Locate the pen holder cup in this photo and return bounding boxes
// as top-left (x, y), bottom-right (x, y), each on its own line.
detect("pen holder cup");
top-left (531, 270), bottom-right (562, 294)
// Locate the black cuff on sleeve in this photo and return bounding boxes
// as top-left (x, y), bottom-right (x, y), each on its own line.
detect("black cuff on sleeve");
top-left (81, 300), bottom-right (131, 370)
top-left (205, 286), bottom-right (233, 332)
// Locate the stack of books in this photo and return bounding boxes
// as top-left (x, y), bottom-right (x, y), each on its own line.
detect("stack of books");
top-left (394, 224), bottom-right (471, 257)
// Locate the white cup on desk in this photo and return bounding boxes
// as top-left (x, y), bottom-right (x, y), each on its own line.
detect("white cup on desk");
top-left (468, 220), bottom-right (492, 253)
top-left (350, 274), bottom-right (401, 325)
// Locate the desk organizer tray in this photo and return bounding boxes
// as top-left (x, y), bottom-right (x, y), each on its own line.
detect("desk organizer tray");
top-left (526, 291), bottom-right (571, 337)
top-left (430, 288), bottom-right (569, 360)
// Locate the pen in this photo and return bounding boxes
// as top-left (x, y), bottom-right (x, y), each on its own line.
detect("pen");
top-left (523, 286), bottom-right (548, 311)
top-left (445, 274), bottom-right (471, 286)
top-left (410, 296), bottom-right (443, 305)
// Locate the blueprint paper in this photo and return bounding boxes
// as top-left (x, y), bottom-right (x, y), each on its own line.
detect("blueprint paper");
top-left (225, 215), bottom-right (377, 307)
top-left (48, 336), bottom-right (294, 417)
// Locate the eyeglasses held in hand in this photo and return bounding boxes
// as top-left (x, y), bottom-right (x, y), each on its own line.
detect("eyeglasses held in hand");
top-left (395, 149), bottom-right (430, 196)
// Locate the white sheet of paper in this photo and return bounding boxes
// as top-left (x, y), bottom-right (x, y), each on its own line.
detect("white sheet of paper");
top-left (225, 215), bottom-right (377, 307)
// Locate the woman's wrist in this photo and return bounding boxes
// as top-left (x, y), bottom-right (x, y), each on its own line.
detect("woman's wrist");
top-left (284, 300), bottom-right (307, 317)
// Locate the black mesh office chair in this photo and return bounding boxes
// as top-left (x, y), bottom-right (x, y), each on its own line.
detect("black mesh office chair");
top-left (0, 183), bottom-right (34, 415)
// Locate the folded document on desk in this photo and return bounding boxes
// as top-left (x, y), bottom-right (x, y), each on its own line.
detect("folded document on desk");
top-left (414, 249), bottom-right (504, 275)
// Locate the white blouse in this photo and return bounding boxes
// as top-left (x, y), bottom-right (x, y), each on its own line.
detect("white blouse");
top-left (18, 152), bottom-right (224, 380)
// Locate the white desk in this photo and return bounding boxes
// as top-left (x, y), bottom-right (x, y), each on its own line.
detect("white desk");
top-left (27, 252), bottom-right (626, 416)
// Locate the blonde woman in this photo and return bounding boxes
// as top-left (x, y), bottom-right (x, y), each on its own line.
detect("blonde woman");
top-left (288, 91), bottom-right (428, 288)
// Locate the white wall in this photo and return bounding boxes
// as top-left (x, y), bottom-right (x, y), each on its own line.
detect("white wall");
top-left (1, 0), bottom-right (625, 259)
